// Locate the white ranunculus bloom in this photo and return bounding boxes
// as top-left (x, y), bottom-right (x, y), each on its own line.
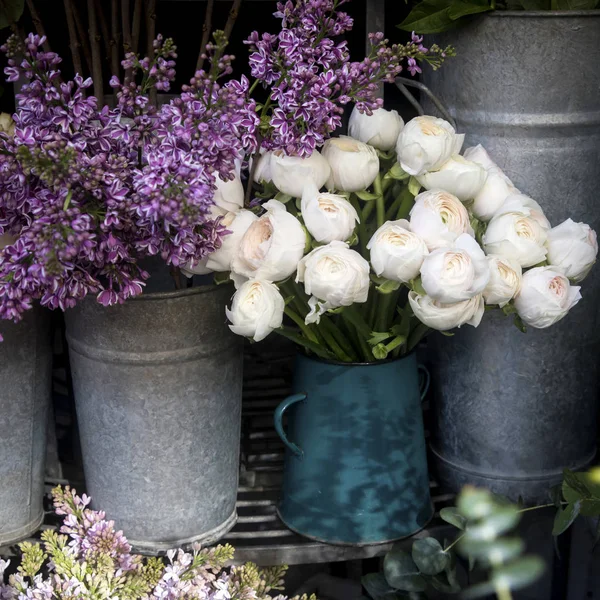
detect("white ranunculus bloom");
top-left (495, 193), bottom-right (551, 230)
top-left (296, 240), bottom-right (370, 324)
top-left (462, 145), bottom-right (519, 221)
top-left (367, 219), bottom-right (429, 283)
top-left (205, 210), bottom-right (258, 272)
top-left (300, 184), bottom-right (359, 243)
top-left (463, 144), bottom-right (497, 171)
top-left (409, 190), bottom-right (474, 251)
top-left (408, 291), bottom-right (484, 331)
top-left (270, 149), bottom-right (330, 198)
top-left (252, 150), bottom-right (273, 184)
top-left (348, 107), bottom-right (404, 151)
top-left (395, 116), bottom-right (464, 176)
top-left (226, 279), bottom-right (285, 342)
top-left (420, 233), bottom-right (490, 303)
top-left (483, 255), bottom-right (522, 307)
top-left (322, 136), bottom-right (380, 192)
top-left (483, 210), bottom-right (548, 268)
top-left (181, 256), bottom-right (212, 277)
top-left (416, 155), bottom-right (487, 202)
top-left (212, 171), bottom-right (245, 215)
top-left (546, 218), bottom-right (598, 283)
top-left (231, 200), bottom-right (306, 283)
top-left (513, 267), bottom-right (581, 329)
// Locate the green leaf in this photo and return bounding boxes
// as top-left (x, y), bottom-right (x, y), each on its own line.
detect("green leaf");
top-left (428, 572), bottom-right (461, 594)
top-left (461, 581), bottom-right (497, 599)
top-left (516, 0), bottom-right (551, 7)
top-left (563, 469), bottom-right (592, 498)
top-left (355, 190), bottom-right (381, 201)
top-left (213, 271), bottom-right (231, 285)
top-left (464, 506), bottom-right (520, 540)
top-left (0, 0), bottom-right (23, 29)
top-left (552, 501), bottom-right (581, 536)
top-left (459, 537), bottom-right (524, 563)
top-left (274, 192), bottom-right (294, 204)
top-left (513, 314), bottom-right (527, 333)
top-left (377, 279), bottom-right (401, 294)
top-left (580, 500), bottom-right (600, 518)
top-left (383, 548), bottom-right (427, 592)
top-left (549, 483), bottom-right (563, 508)
top-left (457, 488), bottom-right (495, 520)
top-left (492, 556), bottom-right (545, 591)
top-left (377, 149), bottom-right (397, 161)
top-left (369, 331), bottom-right (393, 345)
top-left (397, 0), bottom-right (491, 34)
top-left (283, 295), bottom-right (295, 306)
top-left (552, 0), bottom-right (598, 8)
top-left (373, 343), bottom-right (389, 360)
top-left (408, 177), bottom-right (421, 197)
top-left (440, 331), bottom-right (454, 337)
top-left (440, 507), bottom-right (467, 531)
top-left (411, 538), bottom-right (448, 576)
top-left (361, 573), bottom-right (395, 600)
top-left (409, 277), bottom-right (426, 296)
top-left (384, 163), bottom-right (410, 181)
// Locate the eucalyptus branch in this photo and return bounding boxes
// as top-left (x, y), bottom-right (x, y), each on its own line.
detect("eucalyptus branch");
top-left (87, 0), bottom-right (104, 103)
top-left (25, 0), bottom-right (50, 52)
top-left (196, 0), bottom-right (215, 72)
top-left (223, 0), bottom-right (243, 42)
top-left (63, 0), bottom-right (83, 78)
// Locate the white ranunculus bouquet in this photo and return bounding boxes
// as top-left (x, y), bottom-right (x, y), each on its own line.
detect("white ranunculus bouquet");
top-left (204, 110), bottom-right (596, 362)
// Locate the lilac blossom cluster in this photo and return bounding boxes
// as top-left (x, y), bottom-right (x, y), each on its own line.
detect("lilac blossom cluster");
top-left (0, 33), bottom-right (255, 323)
top-left (0, 487), bottom-right (314, 600)
top-left (246, 0), bottom-right (453, 156)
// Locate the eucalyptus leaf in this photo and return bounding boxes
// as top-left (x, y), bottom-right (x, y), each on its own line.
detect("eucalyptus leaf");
top-left (563, 469), bottom-right (592, 498)
top-left (457, 488), bottom-right (495, 520)
top-left (428, 572), bottom-right (461, 594)
top-left (412, 538), bottom-right (448, 576)
top-left (491, 556), bottom-right (545, 591)
top-left (463, 506), bottom-right (520, 540)
top-left (355, 190), bottom-right (381, 201)
top-left (0, 0), bottom-right (23, 29)
top-left (552, 501), bottom-right (581, 536)
top-left (383, 548), bottom-right (427, 592)
top-left (397, 0), bottom-right (491, 34)
top-left (579, 500), bottom-right (600, 518)
top-left (458, 537), bottom-right (524, 563)
top-left (440, 507), bottom-right (467, 531)
top-left (361, 573), bottom-right (395, 600)
top-left (461, 581), bottom-right (497, 599)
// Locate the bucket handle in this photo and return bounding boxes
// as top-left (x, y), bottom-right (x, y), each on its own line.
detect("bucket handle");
top-left (418, 364), bottom-right (430, 401)
top-left (274, 393), bottom-right (306, 459)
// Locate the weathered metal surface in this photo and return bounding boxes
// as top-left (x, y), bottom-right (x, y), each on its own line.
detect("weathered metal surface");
top-left (421, 12), bottom-right (600, 503)
top-left (0, 306), bottom-right (52, 546)
top-left (65, 285), bottom-right (243, 553)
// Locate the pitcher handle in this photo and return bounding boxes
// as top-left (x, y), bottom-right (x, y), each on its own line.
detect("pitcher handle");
top-left (418, 364), bottom-right (430, 401)
top-left (274, 393), bottom-right (306, 458)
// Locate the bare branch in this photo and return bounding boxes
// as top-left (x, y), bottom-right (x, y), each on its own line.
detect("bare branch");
top-left (121, 0), bottom-right (131, 55)
top-left (110, 0), bottom-right (120, 81)
top-left (223, 0), bottom-right (243, 42)
top-left (131, 0), bottom-right (142, 55)
top-left (72, 0), bottom-right (93, 75)
top-left (63, 0), bottom-right (83, 77)
top-left (94, 0), bottom-right (111, 63)
top-left (87, 0), bottom-right (104, 103)
top-left (196, 0), bottom-right (215, 73)
top-left (145, 0), bottom-right (158, 106)
top-left (25, 0), bottom-right (51, 52)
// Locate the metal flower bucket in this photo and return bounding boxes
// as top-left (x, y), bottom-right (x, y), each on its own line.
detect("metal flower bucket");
top-left (0, 306), bottom-right (52, 546)
top-left (65, 284), bottom-right (243, 553)
top-left (274, 352), bottom-right (433, 545)
top-left (420, 12), bottom-right (600, 502)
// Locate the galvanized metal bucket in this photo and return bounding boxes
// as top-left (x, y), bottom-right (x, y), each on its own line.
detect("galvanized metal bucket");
top-left (274, 353), bottom-right (433, 545)
top-left (0, 306), bottom-right (52, 546)
top-left (65, 284), bottom-right (243, 553)
top-left (422, 12), bottom-right (600, 502)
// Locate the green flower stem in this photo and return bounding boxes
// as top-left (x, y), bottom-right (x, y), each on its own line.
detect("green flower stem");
top-left (374, 173), bottom-right (385, 228)
top-left (396, 186), bottom-right (416, 220)
top-left (341, 305), bottom-right (373, 361)
top-left (320, 315), bottom-right (359, 362)
top-left (284, 306), bottom-right (320, 344)
top-left (382, 176), bottom-right (394, 195)
top-left (361, 200), bottom-right (375, 224)
top-left (384, 335), bottom-right (406, 353)
top-left (385, 194), bottom-right (403, 222)
top-left (349, 194), bottom-right (368, 257)
top-left (318, 321), bottom-right (353, 362)
top-left (375, 290), bottom-right (396, 333)
top-left (277, 326), bottom-right (335, 361)
top-left (366, 288), bottom-right (378, 330)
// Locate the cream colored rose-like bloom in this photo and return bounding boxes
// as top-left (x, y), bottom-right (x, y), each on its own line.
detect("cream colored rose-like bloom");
top-left (420, 233), bottom-right (490, 303)
top-left (367, 219), bottom-right (429, 283)
top-left (270, 149), bottom-right (331, 198)
top-left (395, 116), bottom-right (464, 176)
top-left (483, 255), bottom-right (522, 307)
top-left (322, 136), bottom-right (380, 193)
top-left (205, 210), bottom-right (258, 272)
top-left (463, 144), bottom-right (497, 171)
top-left (226, 279), bottom-right (285, 342)
top-left (252, 150), bottom-right (273, 184)
top-left (408, 291), bottom-right (484, 331)
top-left (212, 171), bottom-right (245, 215)
top-left (495, 193), bottom-right (551, 230)
top-left (483, 210), bottom-right (548, 268)
top-left (296, 240), bottom-right (370, 324)
top-left (409, 189), bottom-right (474, 251)
top-left (546, 218), bottom-right (598, 283)
top-left (513, 267), bottom-right (581, 329)
top-left (416, 155), bottom-right (487, 203)
top-left (231, 200), bottom-right (306, 283)
top-left (300, 184), bottom-right (359, 243)
top-left (348, 107), bottom-right (404, 151)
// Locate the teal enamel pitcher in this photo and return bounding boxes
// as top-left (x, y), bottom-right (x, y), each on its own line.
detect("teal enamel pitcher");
top-left (274, 352), bottom-right (433, 545)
